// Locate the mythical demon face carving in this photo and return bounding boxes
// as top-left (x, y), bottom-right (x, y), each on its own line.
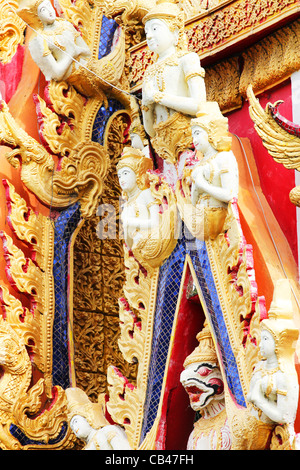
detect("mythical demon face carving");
top-left (180, 361), bottom-right (224, 411)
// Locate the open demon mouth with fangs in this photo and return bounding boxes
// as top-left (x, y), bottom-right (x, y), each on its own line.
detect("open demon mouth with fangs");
top-left (185, 378), bottom-right (224, 405)
top-left (186, 385), bottom-right (206, 403)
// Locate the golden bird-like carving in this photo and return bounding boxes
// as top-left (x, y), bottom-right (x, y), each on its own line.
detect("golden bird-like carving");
top-left (247, 84), bottom-right (300, 206)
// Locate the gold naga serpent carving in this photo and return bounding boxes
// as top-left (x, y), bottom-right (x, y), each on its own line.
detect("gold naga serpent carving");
top-left (0, 0), bottom-right (26, 64)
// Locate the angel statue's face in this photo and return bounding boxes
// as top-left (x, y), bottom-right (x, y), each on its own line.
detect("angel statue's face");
top-left (117, 166), bottom-right (137, 194)
top-left (70, 415), bottom-right (92, 440)
top-left (145, 19), bottom-right (178, 55)
top-left (260, 329), bottom-right (276, 360)
top-left (37, 0), bottom-right (56, 25)
top-left (192, 126), bottom-right (210, 154)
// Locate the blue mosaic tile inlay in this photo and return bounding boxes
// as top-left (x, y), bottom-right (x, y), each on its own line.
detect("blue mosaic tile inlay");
top-left (92, 99), bottom-right (124, 146)
top-left (52, 203), bottom-right (81, 389)
top-left (98, 16), bottom-right (119, 59)
top-left (7, 16), bottom-right (124, 448)
top-left (188, 236), bottom-right (246, 408)
top-left (140, 237), bottom-right (186, 442)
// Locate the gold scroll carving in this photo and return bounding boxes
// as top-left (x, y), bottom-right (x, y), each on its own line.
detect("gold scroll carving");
top-left (0, 0), bottom-right (131, 218)
top-left (107, 252), bottom-right (159, 449)
top-left (0, 182), bottom-right (74, 449)
top-left (0, 0), bottom-right (130, 450)
top-left (0, 0), bottom-right (26, 64)
top-left (205, 57), bottom-right (242, 114)
top-left (0, 181), bottom-right (55, 385)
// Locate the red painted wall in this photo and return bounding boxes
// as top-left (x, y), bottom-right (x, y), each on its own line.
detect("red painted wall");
top-left (156, 267), bottom-right (205, 450)
top-left (228, 81), bottom-right (298, 264)
top-left (0, 45), bottom-right (25, 102)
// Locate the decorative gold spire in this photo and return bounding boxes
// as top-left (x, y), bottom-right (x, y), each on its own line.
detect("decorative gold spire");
top-left (66, 387), bottom-right (109, 430)
top-left (183, 323), bottom-right (218, 368)
top-left (142, 0), bottom-right (185, 31)
top-left (17, 0), bottom-right (45, 29)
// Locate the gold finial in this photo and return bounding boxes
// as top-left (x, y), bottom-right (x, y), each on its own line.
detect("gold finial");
top-left (17, 0), bottom-right (46, 29)
top-left (183, 323), bottom-right (218, 368)
top-left (142, 0), bottom-right (185, 30)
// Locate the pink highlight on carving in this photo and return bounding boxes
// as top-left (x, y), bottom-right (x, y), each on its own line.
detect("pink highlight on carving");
top-left (268, 101), bottom-right (300, 138)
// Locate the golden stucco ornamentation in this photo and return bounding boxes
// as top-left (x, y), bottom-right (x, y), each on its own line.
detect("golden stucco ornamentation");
top-left (12, 378), bottom-right (68, 444)
top-left (0, 318), bottom-right (32, 450)
top-left (1, 232), bottom-right (44, 309)
top-left (0, 0), bottom-right (26, 64)
top-left (107, 246), bottom-right (159, 449)
top-left (1, 180), bottom-right (55, 381)
top-left (151, 112), bottom-right (193, 165)
top-left (100, 0), bottom-right (156, 48)
top-left (0, 95), bottom-right (109, 218)
top-left (0, 182), bottom-right (69, 449)
top-left (240, 19), bottom-right (300, 97)
top-left (184, 0), bottom-right (299, 58)
top-left (71, 112), bottom-right (137, 401)
top-left (0, 0), bottom-right (131, 218)
top-left (205, 57), bottom-right (242, 114)
top-left (101, 0), bottom-right (156, 26)
top-left (0, 311), bottom-right (70, 449)
top-left (129, 0), bottom-right (299, 92)
top-left (270, 424), bottom-right (297, 450)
